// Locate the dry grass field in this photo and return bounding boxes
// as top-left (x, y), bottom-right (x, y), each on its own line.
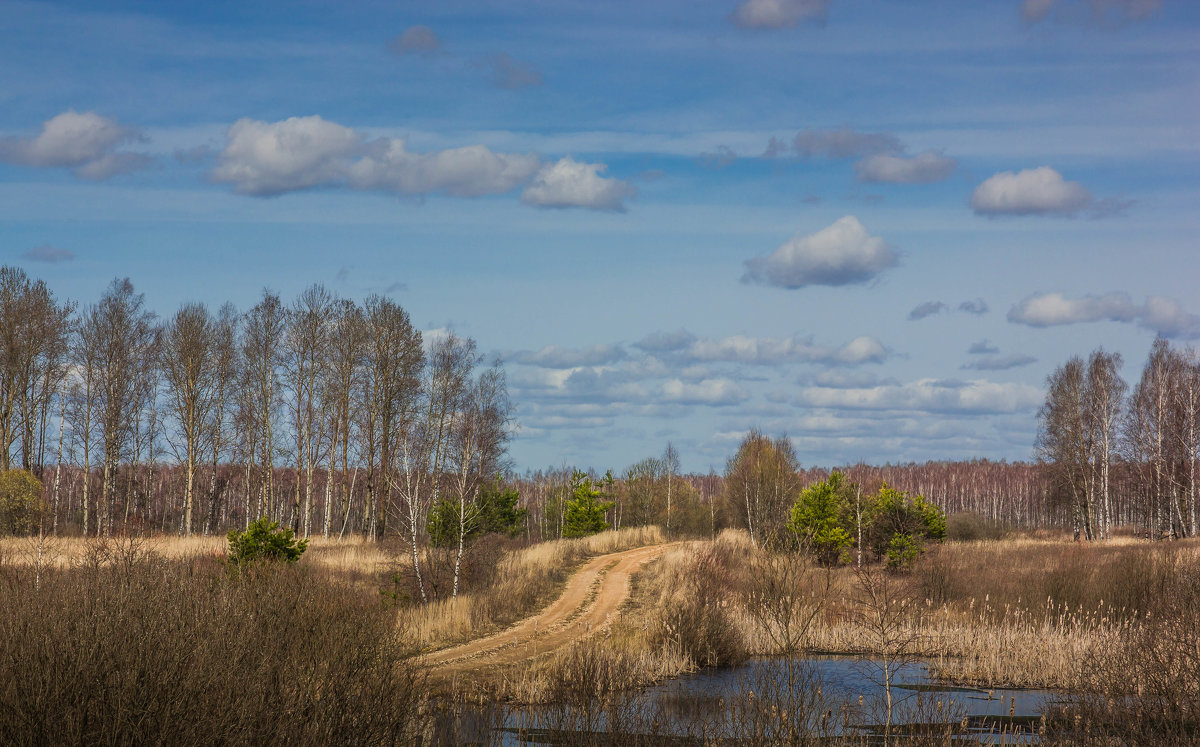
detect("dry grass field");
top-left (3, 525), bottom-right (1197, 742)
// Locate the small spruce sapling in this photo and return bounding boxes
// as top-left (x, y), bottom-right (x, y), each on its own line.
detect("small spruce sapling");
top-left (227, 517), bottom-right (308, 567)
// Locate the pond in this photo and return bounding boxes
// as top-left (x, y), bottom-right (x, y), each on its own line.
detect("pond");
top-left (433, 655), bottom-right (1067, 745)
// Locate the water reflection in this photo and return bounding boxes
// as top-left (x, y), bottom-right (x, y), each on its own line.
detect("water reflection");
top-left (434, 655), bottom-right (1065, 745)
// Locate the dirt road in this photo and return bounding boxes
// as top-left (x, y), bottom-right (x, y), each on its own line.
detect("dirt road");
top-left (423, 543), bottom-right (672, 678)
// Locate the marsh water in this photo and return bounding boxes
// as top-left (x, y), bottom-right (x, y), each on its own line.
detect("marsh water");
top-left (433, 655), bottom-right (1065, 744)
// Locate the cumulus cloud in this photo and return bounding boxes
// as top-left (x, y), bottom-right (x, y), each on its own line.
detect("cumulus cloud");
top-left (742, 215), bottom-right (896, 289)
top-left (855, 150), bottom-right (956, 183)
top-left (790, 127), bottom-right (901, 159)
top-left (488, 53), bottom-right (543, 89)
top-left (210, 116), bottom-right (623, 210)
top-left (684, 333), bottom-right (888, 366)
top-left (510, 343), bottom-right (627, 368)
top-left (962, 354), bottom-right (1038, 371)
top-left (389, 25), bottom-right (441, 55)
top-left (798, 378), bottom-right (1043, 414)
top-left (959, 298), bottom-right (989, 315)
top-left (634, 329), bottom-right (697, 353)
top-left (971, 166), bottom-right (1096, 217)
top-left (1022, 0), bottom-right (1162, 26)
top-left (347, 140), bottom-right (541, 196)
top-left (0, 110), bottom-right (152, 179)
top-left (730, 0), bottom-right (829, 29)
top-left (212, 116), bottom-right (363, 195)
top-left (520, 157), bottom-right (635, 211)
top-left (1008, 291), bottom-right (1200, 338)
top-left (21, 244), bottom-right (75, 263)
top-left (968, 339), bottom-right (1000, 355)
top-left (908, 301), bottom-right (947, 321)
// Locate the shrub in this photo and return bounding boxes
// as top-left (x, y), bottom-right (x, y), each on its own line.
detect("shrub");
top-left (0, 549), bottom-right (423, 743)
top-left (865, 484), bottom-right (945, 565)
top-left (227, 517), bottom-right (308, 566)
top-left (0, 469), bottom-right (44, 535)
top-left (945, 511), bottom-right (1011, 541)
top-left (651, 544), bottom-right (746, 668)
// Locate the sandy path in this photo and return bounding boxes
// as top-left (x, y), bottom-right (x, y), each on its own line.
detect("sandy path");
top-left (424, 543), bottom-right (672, 677)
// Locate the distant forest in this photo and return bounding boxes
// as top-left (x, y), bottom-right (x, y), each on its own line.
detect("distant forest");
top-left (0, 267), bottom-right (1195, 546)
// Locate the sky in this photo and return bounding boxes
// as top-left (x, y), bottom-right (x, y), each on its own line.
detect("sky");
top-left (1, 0), bottom-right (1197, 474)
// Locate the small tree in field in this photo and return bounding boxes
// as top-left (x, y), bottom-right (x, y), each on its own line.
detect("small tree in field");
top-left (563, 471), bottom-right (614, 538)
top-left (865, 484), bottom-right (946, 570)
top-left (227, 517), bottom-right (308, 566)
top-left (786, 471), bottom-right (856, 565)
top-left (0, 469), bottom-right (44, 535)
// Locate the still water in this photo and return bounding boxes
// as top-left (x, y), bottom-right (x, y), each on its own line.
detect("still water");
top-left (436, 655), bottom-right (1065, 744)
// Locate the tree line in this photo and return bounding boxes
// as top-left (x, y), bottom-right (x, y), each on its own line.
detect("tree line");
top-left (0, 268), bottom-right (512, 598)
top-left (1038, 338), bottom-right (1200, 541)
top-left (4, 264), bottom-right (1187, 559)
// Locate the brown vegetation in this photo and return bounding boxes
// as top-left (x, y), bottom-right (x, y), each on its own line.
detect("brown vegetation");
top-left (0, 537), bottom-right (423, 745)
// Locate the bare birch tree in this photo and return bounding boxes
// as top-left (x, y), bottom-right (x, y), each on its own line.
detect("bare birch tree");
top-left (79, 279), bottom-right (157, 537)
top-left (284, 284), bottom-right (333, 536)
top-left (241, 291), bottom-right (287, 522)
top-left (161, 303), bottom-right (218, 535)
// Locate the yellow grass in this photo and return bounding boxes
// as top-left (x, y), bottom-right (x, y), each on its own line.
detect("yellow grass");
top-left (633, 530), bottom-right (1190, 692)
top-left (0, 532), bottom-right (392, 576)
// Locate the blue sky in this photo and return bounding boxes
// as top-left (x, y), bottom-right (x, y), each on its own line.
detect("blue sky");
top-left (1, 0), bottom-right (1197, 473)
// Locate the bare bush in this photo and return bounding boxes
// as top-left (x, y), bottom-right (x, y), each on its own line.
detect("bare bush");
top-left (0, 546), bottom-right (424, 744)
top-left (649, 541), bottom-right (746, 668)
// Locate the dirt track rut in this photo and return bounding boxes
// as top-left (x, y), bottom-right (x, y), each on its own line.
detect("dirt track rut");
top-left (423, 543), bottom-right (673, 677)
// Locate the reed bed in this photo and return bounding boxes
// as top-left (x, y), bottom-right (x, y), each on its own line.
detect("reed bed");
top-left (619, 530), bottom-right (1200, 696)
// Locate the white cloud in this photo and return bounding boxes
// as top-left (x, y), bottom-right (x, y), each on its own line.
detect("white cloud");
top-left (389, 25), bottom-right (440, 55)
top-left (970, 166), bottom-right (1094, 217)
top-left (1008, 292), bottom-right (1200, 338)
top-left (730, 0), bottom-right (829, 29)
top-left (968, 340), bottom-right (1000, 355)
top-left (211, 116), bottom-right (622, 209)
top-left (908, 301), bottom-right (947, 320)
top-left (684, 333), bottom-right (887, 366)
top-left (1008, 291), bottom-right (1138, 327)
top-left (211, 116), bottom-right (362, 195)
top-left (798, 378), bottom-right (1043, 414)
top-left (1141, 297), bottom-right (1200, 339)
top-left (0, 110), bottom-right (152, 179)
top-left (510, 343), bottom-right (627, 368)
top-left (520, 157), bottom-right (635, 212)
top-left (21, 244), bottom-right (75, 263)
top-left (347, 140), bottom-right (540, 197)
top-left (855, 150), bottom-right (956, 183)
top-left (789, 127), bottom-right (901, 159)
top-left (742, 215), bottom-right (897, 289)
top-left (659, 378), bottom-right (748, 406)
